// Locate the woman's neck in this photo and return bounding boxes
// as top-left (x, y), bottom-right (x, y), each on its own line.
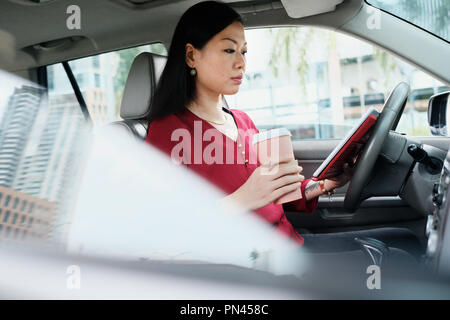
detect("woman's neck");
top-left (187, 93), bottom-right (225, 121)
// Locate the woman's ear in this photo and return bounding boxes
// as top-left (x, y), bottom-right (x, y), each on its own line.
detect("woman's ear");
top-left (185, 43), bottom-right (196, 68)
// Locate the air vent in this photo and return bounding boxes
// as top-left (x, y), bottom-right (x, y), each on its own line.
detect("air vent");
top-left (229, 0), bottom-right (284, 15)
top-left (109, 0), bottom-right (185, 9)
top-left (127, 0), bottom-right (159, 3)
top-left (6, 0), bottom-right (55, 5)
top-left (22, 36), bottom-right (91, 62)
top-left (29, 36), bottom-right (84, 52)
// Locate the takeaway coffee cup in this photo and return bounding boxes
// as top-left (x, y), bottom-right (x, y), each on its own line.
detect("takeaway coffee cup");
top-left (252, 128), bottom-right (302, 204)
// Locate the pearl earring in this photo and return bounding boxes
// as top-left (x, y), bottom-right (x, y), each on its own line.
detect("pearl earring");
top-left (190, 68), bottom-right (196, 76)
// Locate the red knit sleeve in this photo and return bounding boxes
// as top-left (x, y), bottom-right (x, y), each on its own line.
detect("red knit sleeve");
top-left (283, 178), bottom-right (318, 213)
top-left (145, 117), bottom-right (173, 155)
top-left (145, 115), bottom-right (189, 165)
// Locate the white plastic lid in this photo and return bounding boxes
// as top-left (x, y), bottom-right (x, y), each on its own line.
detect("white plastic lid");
top-left (252, 128), bottom-right (292, 145)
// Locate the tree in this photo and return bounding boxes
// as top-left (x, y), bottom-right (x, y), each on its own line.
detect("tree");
top-left (372, 0), bottom-right (449, 41)
top-left (266, 27), bottom-right (315, 97)
top-left (266, 27), bottom-right (344, 127)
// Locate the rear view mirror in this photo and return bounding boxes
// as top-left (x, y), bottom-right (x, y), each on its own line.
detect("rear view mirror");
top-left (428, 91), bottom-right (450, 136)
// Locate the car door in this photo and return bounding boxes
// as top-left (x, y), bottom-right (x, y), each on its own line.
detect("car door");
top-left (289, 136), bottom-right (450, 236)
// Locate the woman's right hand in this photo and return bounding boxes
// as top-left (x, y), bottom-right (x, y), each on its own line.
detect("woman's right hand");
top-left (230, 160), bottom-right (305, 211)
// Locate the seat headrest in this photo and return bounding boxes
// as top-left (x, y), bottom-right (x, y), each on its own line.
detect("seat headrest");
top-left (120, 52), bottom-right (167, 120)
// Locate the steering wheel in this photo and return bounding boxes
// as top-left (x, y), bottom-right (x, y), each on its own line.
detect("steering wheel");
top-left (343, 82), bottom-right (410, 212)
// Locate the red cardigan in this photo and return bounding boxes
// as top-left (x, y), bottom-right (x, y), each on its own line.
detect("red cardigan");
top-left (145, 107), bottom-right (318, 245)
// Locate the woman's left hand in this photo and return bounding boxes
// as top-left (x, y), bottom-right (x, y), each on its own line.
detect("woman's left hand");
top-left (324, 162), bottom-right (355, 191)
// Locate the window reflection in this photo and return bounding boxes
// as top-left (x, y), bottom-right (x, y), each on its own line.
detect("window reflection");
top-left (0, 70), bottom-right (90, 247)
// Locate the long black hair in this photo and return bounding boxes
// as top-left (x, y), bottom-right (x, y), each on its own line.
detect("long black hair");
top-left (147, 1), bottom-right (242, 122)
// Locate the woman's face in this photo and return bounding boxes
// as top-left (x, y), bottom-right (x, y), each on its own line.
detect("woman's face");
top-left (186, 21), bottom-right (247, 96)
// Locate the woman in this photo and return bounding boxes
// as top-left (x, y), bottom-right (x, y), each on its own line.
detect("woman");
top-left (145, 0), bottom-right (349, 246)
top-left (145, 1), bottom-right (422, 257)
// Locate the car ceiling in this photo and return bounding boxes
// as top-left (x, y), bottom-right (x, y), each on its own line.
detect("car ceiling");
top-left (0, 0), bottom-right (449, 86)
top-left (0, 0), bottom-right (361, 72)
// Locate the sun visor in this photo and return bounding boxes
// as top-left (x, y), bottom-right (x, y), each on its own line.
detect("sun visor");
top-left (280, 0), bottom-right (344, 19)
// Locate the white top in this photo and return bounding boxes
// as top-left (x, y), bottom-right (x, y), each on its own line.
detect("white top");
top-left (252, 128), bottom-right (292, 145)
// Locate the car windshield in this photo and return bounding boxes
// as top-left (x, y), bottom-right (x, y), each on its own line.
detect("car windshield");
top-left (366, 0), bottom-right (450, 42)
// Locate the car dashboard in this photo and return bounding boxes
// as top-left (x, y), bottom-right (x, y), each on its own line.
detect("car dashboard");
top-left (426, 148), bottom-right (450, 276)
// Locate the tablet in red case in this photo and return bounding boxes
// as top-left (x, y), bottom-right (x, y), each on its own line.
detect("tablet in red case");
top-left (312, 108), bottom-right (380, 180)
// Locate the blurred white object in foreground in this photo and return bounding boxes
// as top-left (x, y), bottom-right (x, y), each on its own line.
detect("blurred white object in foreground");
top-left (67, 126), bottom-right (308, 277)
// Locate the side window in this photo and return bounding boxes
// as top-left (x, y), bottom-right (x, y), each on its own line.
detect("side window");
top-left (24, 42), bottom-right (165, 245)
top-left (65, 43), bottom-right (167, 126)
top-left (0, 65), bottom-right (89, 245)
top-left (226, 27), bottom-right (449, 140)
